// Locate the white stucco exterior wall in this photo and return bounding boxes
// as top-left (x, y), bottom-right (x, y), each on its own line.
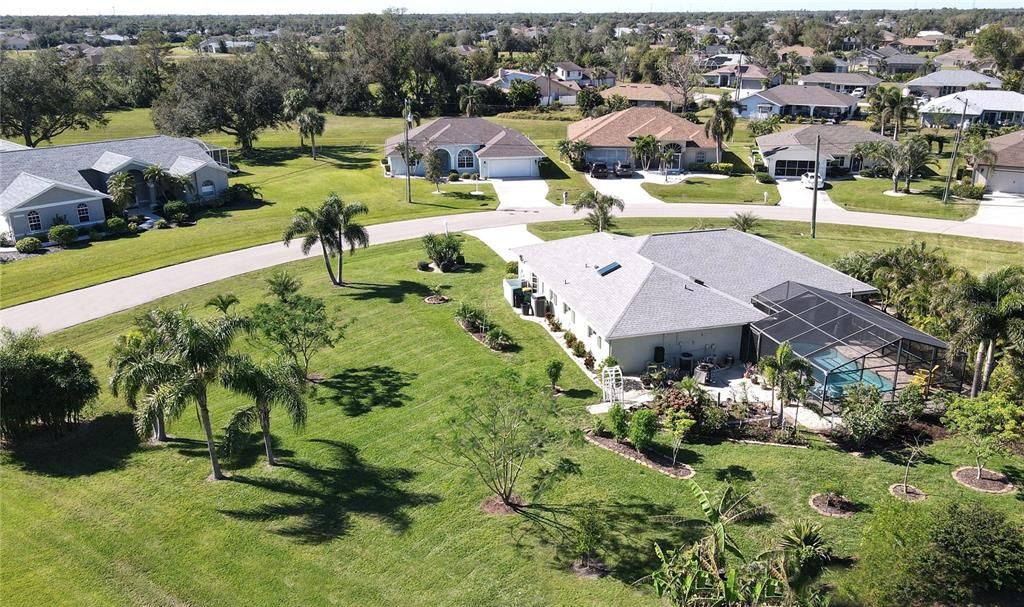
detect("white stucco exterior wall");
top-left (607, 325), bottom-right (745, 374)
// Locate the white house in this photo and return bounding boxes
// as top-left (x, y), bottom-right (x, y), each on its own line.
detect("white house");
top-left (755, 125), bottom-right (890, 177)
top-left (735, 85), bottom-right (859, 120)
top-left (474, 69), bottom-right (579, 106)
top-left (904, 70), bottom-right (1002, 98)
top-left (511, 230), bottom-right (875, 374)
top-left (919, 90), bottom-right (1024, 128)
top-left (383, 117), bottom-right (545, 179)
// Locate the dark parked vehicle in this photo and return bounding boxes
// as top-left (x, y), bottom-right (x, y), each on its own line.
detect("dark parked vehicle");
top-left (614, 162), bottom-right (633, 178)
top-left (590, 162), bottom-right (609, 178)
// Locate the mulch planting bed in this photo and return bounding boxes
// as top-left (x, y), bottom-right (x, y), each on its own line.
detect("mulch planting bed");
top-left (585, 433), bottom-right (695, 480)
top-left (952, 467), bottom-right (1016, 494)
top-left (809, 493), bottom-right (856, 518)
top-left (457, 320), bottom-right (498, 351)
top-left (423, 295), bottom-right (450, 304)
top-left (480, 494), bottom-right (522, 516)
top-left (571, 559), bottom-right (608, 579)
top-left (889, 483), bottom-right (927, 502)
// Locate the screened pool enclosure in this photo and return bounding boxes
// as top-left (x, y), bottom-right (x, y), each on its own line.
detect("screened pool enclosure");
top-left (744, 282), bottom-right (965, 413)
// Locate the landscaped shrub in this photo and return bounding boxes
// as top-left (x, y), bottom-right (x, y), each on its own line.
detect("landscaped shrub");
top-left (105, 217), bottom-right (127, 234)
top-left (448, 171), bottom-right (460, 182)
top-left (224, 183), bottom-right (261, 204)
top-left (755, 172), bottom-right (775, 184)
top-left (504, 260), bottom-right (519, 277)
top-left (172, 213), bottom-right (189, 224)
top-left (470, 172), bottom-right (480, 180)
top-left (484, 327), bottom-right (515, 351)
top-left (47, 224), bottom-right (78, 247)
top-left (708, 162), bottom-right (733, 175)
top-left (583, 351), bottom-right (595, 370)
top-left (839, 384), bottom-right (898, 448)
top-left (597, 356), bottom-right (619, 374)
top-left (564, 331), bottom-right (577, 347)
top-left (547, 316), bottom-right (563, 332)
top-left (592, 415), bottom-right (608, 436)
top-left (454, 302), bottom-right (489, 332)
top-left (951, 182), bottom-right (985, 199)
top-left (162, 200), bottom-right (189, 219)
top-left (155, 219), bottom-right (170, 229)
top-left (571, 340), bottom-right (587, 358)
top-left (628, 409), bottom-right (658, 453)
top-left (417, 260), bottom-right (432, 272)
top-left (421, 233), bottom-right (463, 272)
top-left (688, 162), bottom-right (709, 172)
top-left (607, 403), bottom-right (628, 441)
top-left (701, 405), bottom-right (728, 434)
top-left (88, 228), bottom-right (104, 241)
top-left (683, 111), bottom-right (701, 123)
top-left (14, 237), bottom-right (41, 254)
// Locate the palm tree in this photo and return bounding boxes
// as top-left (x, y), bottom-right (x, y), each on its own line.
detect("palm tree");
top-left (109, 327), bottom-right (171, 442)
top-left (658, 146), bottom-right (675, 182)
top-left (883, 89), bottom-right (918, 140)
top-left (961, 135), bottom-right (997, 179)
top-left (324, 194), bottom-right (369, 286)
top-left (284, 194), bottom-right (370, 287)
top-left (941, 266), bottom-right (1024, 396)
top-left (631, 134), bottom-right (659, 171)
top-left (205, 293), bottom-right (240, 315)
top-left (758, 341), bottom-right (813, 428)
top-left (703, 93), bottom-right (737, 163)
top-left (221, 356), bottom-right (306, 466)
top-left (771, 522), bottom-right (833, 599)
top-left (137, 307), bottom-right (246, 480)
top-left (456, 83), bottom-right (485, 117)
top-left (142, 165), bottom-right (173, 205)
top-left (297, 108), bottom-right (327, 160)
top-left (852, 140), bottom-right (903, 193)
top-left (898, 136), bottom-right (938, 193)
top-left (282, 88), bottom-right (312, 147)
top-left (730, 211), bottom-right (760, 233)
top-left (106, 171), bottom-right (135, 215)
top-left (572, 190), bottom-right (624, 233)
top-left (266, 270), bottom-right (300, 303)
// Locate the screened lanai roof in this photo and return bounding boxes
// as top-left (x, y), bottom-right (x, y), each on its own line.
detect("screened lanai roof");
top-left (751, 282), bottom-right (946, 374)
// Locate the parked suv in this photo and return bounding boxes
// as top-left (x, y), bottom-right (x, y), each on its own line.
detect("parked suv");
top-left (800, 172), bottom-right (826, 189)
top-left (614, 161), bottom-right (633, 178)
top-left (850, 87), bottom-right (865, 98)
top-left (589, 162), bottom-right (609, 178)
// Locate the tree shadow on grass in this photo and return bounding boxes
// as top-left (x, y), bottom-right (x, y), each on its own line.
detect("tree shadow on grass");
top-left (199, 198), bottom-right (274, 220)
top-left (239, 145), bottom-right (374, 170)
top-left (559, 387), bottom-right (600, 400)
top-left (410, 195), bottom-right (494, 210)
top-left (220, 439), bottom-right (439, 544)
top-left (340, 280), bottom-right (431, 304)
top-left (318, 365), bottom-right (416, 416)
top-left (1000, 464), bottom-right (1024, 502)
top-left (714, 464), bottom-right (756, 483)
top-left (220, 433), bottom-right (296, 471)
top-left (4, 412), bottom-right (139, 477)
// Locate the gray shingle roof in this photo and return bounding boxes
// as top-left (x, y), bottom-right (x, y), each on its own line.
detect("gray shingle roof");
top-left (383, 117), bottom-right (544, 159)
top-left (756, 125), bottom-right (890, 159)
top-left (906, 69), bottom-right (1001, 88)
top-left (756, 85), bottom-right (859, 108)
top-left (798, 72), bottom-right (882, 86)
top-left (513, 230), bottom-right (875, 340)
top-left (0, 135), bottom-right (227, 207)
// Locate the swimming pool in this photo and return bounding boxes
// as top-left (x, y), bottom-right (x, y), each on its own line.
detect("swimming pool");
top-left (793, 344), bottom-right (894, 397)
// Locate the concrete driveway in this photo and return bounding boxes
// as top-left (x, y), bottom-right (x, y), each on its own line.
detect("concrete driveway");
top-left (465, 224), bottom-right (543, 262)
top-left (490, 178), bottom-right (553, 210)
top-left (968, 192), bottom-right (1024, 228)
top-left (775, 178), bottom-right (843, 211)
top-left (585, 173), bottom-right (667, 206)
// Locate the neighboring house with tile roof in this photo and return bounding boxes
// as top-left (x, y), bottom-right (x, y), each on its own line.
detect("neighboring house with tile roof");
top-left (904, 69), bottom-right (1001, 98)
top-left (897, 37), bottom-right (938, 51)
top-left (797, 72), bottom-right (882, 95)
top-left (566, 106), bottom-right (716, 171)
top-left (0, 136), bottom-right (231, 239)
top-left (383, 117), bottom-right (545, 179)
top-left (511, 230), bottom-right (875, 373)
top-left (919, 90), bottom-right (1024, 128)
top-left (703, 63), bottom-right (781, 90)
top-left (735, 85), bottom-right (860, 120)
top-left (973, 130), bottom-right (1024, 194)
top-left (934, 47), bottom-right (996, 72)
top-left (755, 125), bottom-right (890, 177)
top-left (599, 83), bottom-right (688, 112)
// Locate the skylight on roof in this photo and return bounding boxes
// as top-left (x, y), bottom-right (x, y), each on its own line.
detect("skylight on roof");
top-left (597, 262), bottom-right (621, 276)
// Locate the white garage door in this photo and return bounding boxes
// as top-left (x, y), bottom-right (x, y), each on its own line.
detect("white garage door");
top-left (485, 158), bottom-right (539, 178)
top-left (986, 168), bottom-right (1024, 194)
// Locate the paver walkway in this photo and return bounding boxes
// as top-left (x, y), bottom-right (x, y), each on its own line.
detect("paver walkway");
top-left (3, 201), bottom-right (1021, 335)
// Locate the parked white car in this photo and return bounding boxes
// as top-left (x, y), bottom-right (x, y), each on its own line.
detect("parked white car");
top-left (801, 172), bottom-right (826, 189)
top-left (850, 87), bottom-right (865, 98)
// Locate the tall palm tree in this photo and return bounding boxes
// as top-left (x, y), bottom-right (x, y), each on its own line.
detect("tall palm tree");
top-left (109, 327), bottom-right (171, 442)
top-left (961, 135), bottom-right (997, 179)
top-left (941, 266), bottom-right (1024, 396)
top-left (106, 171), bottom-right (136, 215)
top-left (325, 194), bottom-right (369, 286)
top-left (221, 356), bottom-right (306, 466)
top-left (297, 107), bottom-right (327, 160)
top-left (282, 88), bottom-right (311, 146)
top-left (883, 88), bottom-right (918, 140)
top-left (631, 134), bottom-right (659, 171)
top-left (205, 293), bottom-right (240, 315)
top-left (456, 83), bottom-right (485, 117)
top-left (284, 194), bottom-right (370, 287)
top-left (852, 140), bottom-right (904, 193)
top-left (758, 341), bottom-right (813, 428)
top-left (898, 136), bottom-right (938, 193)
top-left (137, 308), bottom-right (246, 480)
top-left (703, 93), bottom-right (737, 163)
top-left (572, 190), bottom-right (624, 233)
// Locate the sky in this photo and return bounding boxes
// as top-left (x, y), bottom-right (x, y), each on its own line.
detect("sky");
top-left (6, 0), bottom-right (1024, 15)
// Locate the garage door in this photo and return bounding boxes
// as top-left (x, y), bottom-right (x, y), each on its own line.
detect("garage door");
top-left (774, 159), bottom-right (816, 177)
top-left (986, 168), bottom-right (1024, 194)
top-left (485, 158), bottom-right (539, 178)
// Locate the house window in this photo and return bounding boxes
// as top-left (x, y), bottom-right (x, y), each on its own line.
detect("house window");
top-left (531, 273), bottom-right (538, 290)
top-left (27, 211), bottom-right (41, 232)
top-left (76, 203), bottom-right (90, 223)
top-left (200, 180), bottom-right (216, 196)
top-left (563, 303), bottom-right (570, 314)
top-left (757, 104), bottom-right (774, 114)
top-left (696, 151), bottom-right (706, 163)
top-left (457, 149), bottom-right (474, 169)
top-left (549, 292), bottom-right (558, 306)
top-left (587, 326), bottom-right (594, 337)
top-left (596, 336), bottom-right (602, 349)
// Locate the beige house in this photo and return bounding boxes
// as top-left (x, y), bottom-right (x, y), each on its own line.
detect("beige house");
top-left (974, 130), bottom-right (1024, 194)
top-left (599, 83), bottom-right (688, 112)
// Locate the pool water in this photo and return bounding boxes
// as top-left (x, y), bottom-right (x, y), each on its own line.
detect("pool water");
top-left (797, 345), bottom-right (894, 397)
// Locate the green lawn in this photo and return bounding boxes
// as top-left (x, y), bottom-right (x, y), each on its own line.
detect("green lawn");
top-left (3, 235), bottom-right (1021, 606)
top-left (528, 218), bottom-right (1024, 275)
top-left (828, 175), bottom-right (979, 221)
top-left (490, 116), bottom-right (592, 205)
top-left (642, 177), bottom-right (781, 205)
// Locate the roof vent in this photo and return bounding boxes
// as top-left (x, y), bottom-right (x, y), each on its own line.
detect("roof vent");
top-left (597, 262), bottom-right (621, 276)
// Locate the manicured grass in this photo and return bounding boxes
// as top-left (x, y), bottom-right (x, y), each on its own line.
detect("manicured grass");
top-left (828, 175), bottom-right (979, 221)
top-left (490, 116), bottom-right (593, 205)
top-left (3, 236), bottom-right (1021, 606)
top-left (1, 110), bottom-right (498, 308)
top-left (642, 176), bottom-right (781, 205)
top-left (528, 218), bottom-right (1024, 275)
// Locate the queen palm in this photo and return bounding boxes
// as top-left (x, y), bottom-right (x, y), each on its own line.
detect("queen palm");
top-left (960, 135), bottom-right (997, 179)
top-left (883, 89), bottom-right (918, 140)
top-left (456, 83), bottom-right (485, 117)
top-left (898, 136), bottom-right (937, 193)
top-left (758, 341), bottom-right (812, 428)
top-left (703, 93), bottom-right (737, 163)
top-left (106, 171), bottom-right (136, 215)
top-left (138, 308), bottom-right (246, 480)
top-left (205, 293), bottom-right (240, 315)
top-left (297, 107), bottom-right (326, 160)
top-left (221, 356), bottom-right (306, 466)
top-left (631, 134), bottom-right (659, 171)
top-left (283, 194), bottom-right (369, 286)
top-left (324, 194), bottom-right (369, 286)
top-left (572, 190), bottom-right (624, 233)
top-left (109, 325), bottom-right (171, 442)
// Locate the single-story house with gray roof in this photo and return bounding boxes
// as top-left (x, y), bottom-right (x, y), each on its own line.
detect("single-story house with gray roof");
top-left (904, 69), bottom-right (1002, 98)
top-left (0, 135), bottom-right (230, 239)
top-left (735, 85), bottom-right (860, 120)
top-left (755, 125), bottom-right (890, 177)
top-left (796, 72), bottom-right (882, 95)
top-left (512, 229), bottom-right (876, 374)
top-left (383, 117), bottom-right (545, 179)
